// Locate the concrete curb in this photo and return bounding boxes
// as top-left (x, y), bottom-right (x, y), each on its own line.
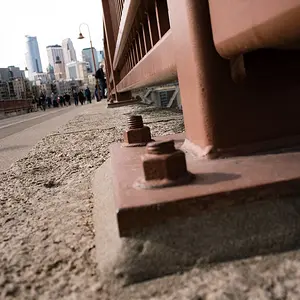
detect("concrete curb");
top-left (93, 158), bottom-right (300, 286)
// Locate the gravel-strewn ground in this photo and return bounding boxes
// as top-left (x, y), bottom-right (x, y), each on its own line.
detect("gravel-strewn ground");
top-left (0, 102), bottom-right (184, 299)
top-left (2, 101), bottom-right (300, 300)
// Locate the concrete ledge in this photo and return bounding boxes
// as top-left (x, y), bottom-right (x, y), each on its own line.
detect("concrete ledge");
top-left (93, 158), bottom-right (300, 285)
top-left (107, 99), bottom-right (141, 108)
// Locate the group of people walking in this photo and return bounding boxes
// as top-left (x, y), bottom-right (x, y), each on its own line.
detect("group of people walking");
top-left (37, 92), bottom-right (73, 111)
top-left (36, 65), bottom-right (107, 111)
top-left (37, 85), bottom-right (104, 111)
top-left (72, 87), bottom-right (93, 106)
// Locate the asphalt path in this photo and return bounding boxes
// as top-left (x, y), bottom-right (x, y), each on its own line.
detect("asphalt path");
top-left (0, 105), bottom-right (90, 172)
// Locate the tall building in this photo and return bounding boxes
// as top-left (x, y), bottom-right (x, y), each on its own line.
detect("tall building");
top-left (0, 68), bottom-right (10, 81)
top-left (62, 38), bottom-right (77, 64)
top-left (0, 81), bottom-right (10, 99)
top-left (97, 50), bottom-right (105, 63)
top-left (82, 47), bottom-right (99, 73)
top-left (66, 61), bottom-right (88, 83)
top-left (25, 35), bottom-right (43, 80)
top-left (0, 66), bottom-right (25, 81)
top-left (54, 56), bottom-right (66, 80)
top-left (46, 45), bottom-right (64, 68)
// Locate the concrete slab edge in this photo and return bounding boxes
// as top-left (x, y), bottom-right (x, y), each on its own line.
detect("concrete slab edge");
top-left (92, 158), bottom-right (300, 286)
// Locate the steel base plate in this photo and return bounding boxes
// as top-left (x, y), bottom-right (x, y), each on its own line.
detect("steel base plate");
top-left (110, 133), bottom-right (300, 237)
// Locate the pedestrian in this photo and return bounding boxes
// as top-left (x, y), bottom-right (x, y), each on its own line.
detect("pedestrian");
top-left (94, 85), bottom-right (100, 102)
top-left (95, 64), bottom-right (106, 100)
top-left (64, 93), bottom-right (71, 106)
top-left (39, 93), bottom-right (46, 111)
top-left (61, 95), bottom-right (66, 106)
top-left (73, 91), bottom-right (79, 106)
top-left (53, 96), bottom-right (58, 107)
top-left (46, 96), bottom-right (51, 108)
top-left (85, 87), bottom-right (92, 103)
top-left (51, 93), bottom-right (55, 106)
top-left (78, 90), bottom-right (85, 105)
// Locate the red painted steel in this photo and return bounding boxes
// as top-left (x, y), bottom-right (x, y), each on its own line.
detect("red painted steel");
top-left (101, 0), bottom-right (300, 237)
top-left (116, 30), bottom-right (177, 93)
top-left (209, 0), bottom-right (300, 58)
top-left (0, 99), bottom-right (32, 113)
top-left (110, 135), bottom-right (300, 236)
top-left (102, 0), bottom-right (300, 150)
top-left (113, 0), bottom-right (141, 70)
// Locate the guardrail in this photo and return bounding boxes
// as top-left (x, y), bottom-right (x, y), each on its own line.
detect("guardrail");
top-left (102, 0), bottom-right (300, 154)
top-left (102, 0), bottom-right (176, 101)
top-left (0, 99), bottom-right (32, 114)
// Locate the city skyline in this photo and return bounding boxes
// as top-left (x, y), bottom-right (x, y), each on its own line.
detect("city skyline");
top-left (0, 0), bottom-right (103, 71)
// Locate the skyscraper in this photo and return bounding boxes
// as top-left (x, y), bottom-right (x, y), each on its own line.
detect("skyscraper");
top-left (82, 47), bottom-right (99, 73)
top-left (46, 45), bottom-right (64, 68)
top-left (97, 50), bottom-right (105, 63)
top-left (54, 56), bottom-right (66, 80)
top-left (25, 35), bottom-right (43, 80)
top-left (62, 38), bottom-right (77, 64)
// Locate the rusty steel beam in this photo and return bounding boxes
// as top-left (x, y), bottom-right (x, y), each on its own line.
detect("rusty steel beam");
top-left (116, 30), bottom-right (177, 93)
top-left (167, 0), bottom-right (300, 155)
top-left (209, 0), bottom-right (300, 59)
top-left (113, 0), bottom-right (141, 70)
top-left (102, 0), bottom-right (129, 102)
top-left (154, 0), bottom-right (162, 39)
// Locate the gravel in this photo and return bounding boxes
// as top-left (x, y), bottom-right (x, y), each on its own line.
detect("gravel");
top-left (2, 101), bottom-right (300, 300)
top-left (0, 102), bottom-right (184, 299)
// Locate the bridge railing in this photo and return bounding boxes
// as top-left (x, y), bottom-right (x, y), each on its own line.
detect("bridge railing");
top-left (102, 0), bottom-right (300, 156)
top-left (102, 0), bottom-right (177, 100)
top-left (0, 99), bottom-right (32, 113)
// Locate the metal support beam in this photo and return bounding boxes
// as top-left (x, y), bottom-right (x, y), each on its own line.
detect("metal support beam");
top-left (116, 30), bottom-right (177, 93)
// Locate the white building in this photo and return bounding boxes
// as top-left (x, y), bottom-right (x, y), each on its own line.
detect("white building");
top-left (66, 61), bottom-right (88, 83)
top-left (25, 35), bottom-right (43, 80)
top-left (46, 45), bottom-right (65, 68)
top-left (62, 38), bottom-right (77, 64)
top-left (88, 73), bottom-right (96, 87)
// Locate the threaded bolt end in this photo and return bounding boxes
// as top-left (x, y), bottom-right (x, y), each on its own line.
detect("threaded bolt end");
top-left (146, 140), bottom-right (176, 155)
top-left (128, 115), bottom-right (144, 129)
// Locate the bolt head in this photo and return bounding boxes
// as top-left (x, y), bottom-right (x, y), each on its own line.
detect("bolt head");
top-left (123, 126), bottom-right (152, 145)
top-left (142, 150), bottom-right (188, 181)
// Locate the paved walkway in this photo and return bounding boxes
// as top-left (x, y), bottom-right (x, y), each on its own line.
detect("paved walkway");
top-left (0, 105), bottom-right (87, 172)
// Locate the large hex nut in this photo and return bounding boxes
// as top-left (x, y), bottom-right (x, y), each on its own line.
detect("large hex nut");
top-left (142, 150), bottom-right (188, 181)
top-left (123, 126), bottom-right (152, 147)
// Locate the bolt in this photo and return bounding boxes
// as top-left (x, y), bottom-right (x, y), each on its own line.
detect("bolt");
top-left (134, 139), bottom-right (195, 189)
top-left (128, 115), bottom-right (143, 129)
top-left (146, 140), bottom-right (176, 155)
top-left (123, 115), bottom-right (152, 147)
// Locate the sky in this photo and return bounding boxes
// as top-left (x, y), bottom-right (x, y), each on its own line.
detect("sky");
top-left (0, 0), bottom-right (104, 71)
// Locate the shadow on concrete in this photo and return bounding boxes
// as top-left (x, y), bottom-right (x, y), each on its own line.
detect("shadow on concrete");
top-left (119, 198), bottom-right (300, 284)
top-left (193, 172), bottom-right (241, 185)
